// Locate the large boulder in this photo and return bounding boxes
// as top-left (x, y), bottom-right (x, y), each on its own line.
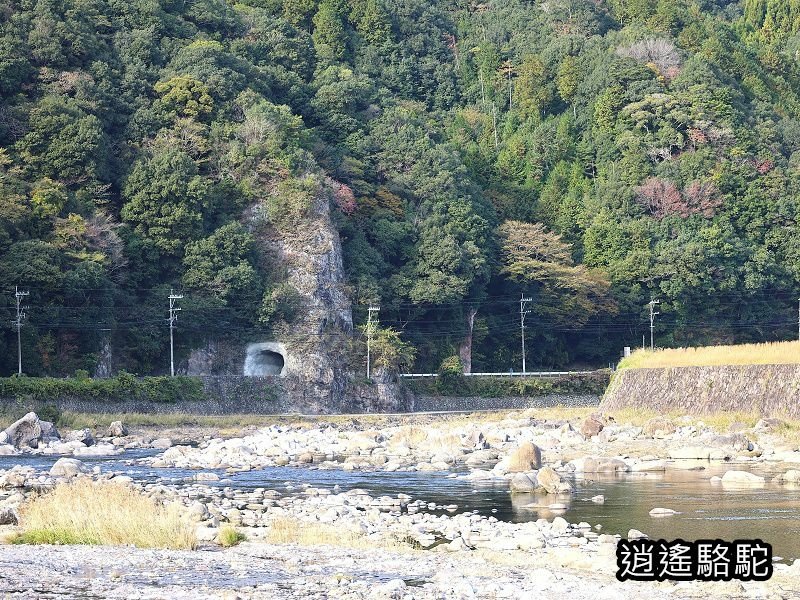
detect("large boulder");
top-left (0, 412), bottom-right (43, 448)
top-left (40, 420), bottom-right (60, 441)
top-left (506, 442), bottom-right (542, 473)
top-left (65, 428), bottom-right (95, 447)
top-left (537, 466), bottom-right (570, 494)
top-left (50, 457), bottom-right (90, 478)
top-left (721, 470), bottom-right (765, 488)
top-left (580, 415), bottom-right (604, 439)
top-left (107, 421), bottom-right (128, 437)
top-left (509, 472), bottom-right (539, 493)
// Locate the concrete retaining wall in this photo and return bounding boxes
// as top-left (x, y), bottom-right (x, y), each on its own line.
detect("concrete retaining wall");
top-left (600, 364), bottom-right (800, 417)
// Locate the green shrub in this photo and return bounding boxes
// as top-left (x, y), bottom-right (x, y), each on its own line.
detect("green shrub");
top-left (217, 525), bottom-right (246, 547)
top-left (37, 404), bottom-right (62, 425)
top-left (407, 371), bottom-right (611, 398)
top-left (436, 356), bottom-right (464, 393)
top-left (0, 374), bottom-right (206, 404)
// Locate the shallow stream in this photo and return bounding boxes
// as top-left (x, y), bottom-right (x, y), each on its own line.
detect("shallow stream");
top-left (4, 451), bottom-right (800, 560)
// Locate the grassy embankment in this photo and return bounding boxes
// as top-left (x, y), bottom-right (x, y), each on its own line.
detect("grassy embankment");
top-left (617, 340), bottom-right (800, 370)
top-left (12, 479), bottom-right (196, 549)
top-left (608, 340), bottom-right (800, 437)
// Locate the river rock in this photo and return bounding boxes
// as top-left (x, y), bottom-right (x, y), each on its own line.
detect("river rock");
top-left (668, 446), bottom-right (710, 460)
top-left (65, 429), bottom-right (95, 447)
top-left (0, 444), bottom-right (16, 456)
top-left (777, 470), bottom-right (800, 483)
top-left (0, 506), bottom-right (18, 525)
top-left (188, 502), bottom-right (209, 522)
top-left (580, 415), bottom-right (604, 439)
top-left (537, 466), bottom-right (568, 494)
top-left (107, 421), bottom-right (128, 437)
top-left (151, 438), bottom-right (172, 449)
top-left (649, 507), bottom-right (677, 517)
top-left (572, 456), bottom-right (628, 473)
top-left (195, 525), bottom-right (218, 542)
top-left (49, 457), bottom-right (89, 478)
top-left (628, 529), bottom-right (648, 540)
top-left (551, 516), bottom-right (569, 534)
top-left (629, 459), bottom-right (667, 472)
top-left (73, 443), bottom-right (117, 456)
top-left (0, 412), bottom-right (42, 448)
top-left (40, 421), bottom-right (60, 441)
top-left (721, 470), bottom-right (765, 488)
top-left (509, 472), bottom-right (539, 493)
top-left (642, 417), bottom-right (676, 438)
top-left (447, 537), bottom-right (469, 552)
top-left (506, 442), bottom-right (542, 472)
top-left (590, 495), bottom-right (604, 504)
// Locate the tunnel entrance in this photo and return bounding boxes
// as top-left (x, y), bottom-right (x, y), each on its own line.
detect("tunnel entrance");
top-left (243, 342), bottom-right (287, 377)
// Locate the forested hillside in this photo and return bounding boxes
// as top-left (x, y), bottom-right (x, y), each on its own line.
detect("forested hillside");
top-left (1, 0), bottom-right (799, 376)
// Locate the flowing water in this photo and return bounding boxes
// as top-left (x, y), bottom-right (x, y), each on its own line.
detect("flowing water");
top-left (4, 451), bottom-right (800, 560)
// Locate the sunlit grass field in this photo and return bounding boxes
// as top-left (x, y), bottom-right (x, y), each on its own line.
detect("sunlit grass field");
top-left (617, 340), bottom-right (800, 370)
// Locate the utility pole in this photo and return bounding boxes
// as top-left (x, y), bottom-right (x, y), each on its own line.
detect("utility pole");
top-left (366, 305), bottom-right (380, 379)
top-left (519, 293), bottom-right (532, 374)
top-left (168, 289), bottom-right (183, 377)
top-left (648, 299), bottom-right (660, 352)
top-left (12, 287), bottom-right (29, 376)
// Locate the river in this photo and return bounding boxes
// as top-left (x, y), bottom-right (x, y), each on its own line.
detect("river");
top-left (3, 450), bottom-right (799, 560)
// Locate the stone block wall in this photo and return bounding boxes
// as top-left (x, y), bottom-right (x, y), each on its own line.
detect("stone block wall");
top-left (600, 364), bottom-right (800, 417)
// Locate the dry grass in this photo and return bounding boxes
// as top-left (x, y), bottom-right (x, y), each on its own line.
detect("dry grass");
top-left (264, 517), bottom-right (410, 551)
top-left (14, 479), bottom-right (196, 549)
top-left (618, 340), bottom-right (800, 370)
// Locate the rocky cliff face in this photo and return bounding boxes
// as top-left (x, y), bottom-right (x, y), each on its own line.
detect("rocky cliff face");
top-left (254, 184), bottom-right (354, 410)
top-left (183, 182), bottom-right (414, 413)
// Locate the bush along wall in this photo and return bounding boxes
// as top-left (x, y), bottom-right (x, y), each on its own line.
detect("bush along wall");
top-left (405, 371), bottom-right (610, 398)
top-left (0, 373), bottom-right (206, 404)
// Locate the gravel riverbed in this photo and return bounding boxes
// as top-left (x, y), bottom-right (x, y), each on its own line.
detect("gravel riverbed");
top-left (2, 409), bottom-right (800, 598)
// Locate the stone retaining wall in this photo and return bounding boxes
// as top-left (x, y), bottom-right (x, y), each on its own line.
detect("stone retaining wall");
top-left (0, 375), bottom-right (415, 415)
top-left (600, 364), bottom-right (800, 416)
top-left (413, 394), bottom-right (600, 412)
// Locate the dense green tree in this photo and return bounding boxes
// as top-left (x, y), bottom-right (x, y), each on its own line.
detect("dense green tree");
top-left (121, 147), bottom-right (211, 258)
top-left (0, 0), bottom-right (799, 375)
